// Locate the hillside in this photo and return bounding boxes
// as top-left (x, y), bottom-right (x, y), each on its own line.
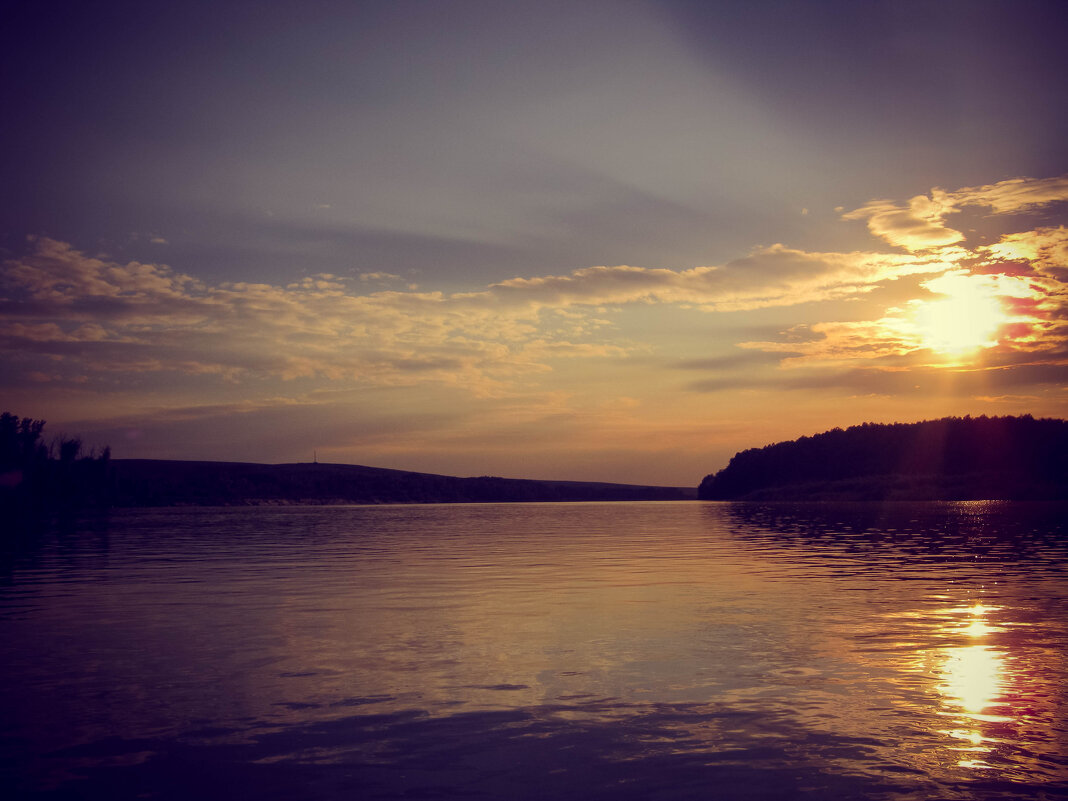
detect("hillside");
top-left (698, 415), bottom-right (1068, 501)
top-left (111, 459), bottom-right (697, 506)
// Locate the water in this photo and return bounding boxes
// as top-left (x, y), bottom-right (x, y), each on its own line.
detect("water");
top-left (1, 501), bottom-right (1066, 800)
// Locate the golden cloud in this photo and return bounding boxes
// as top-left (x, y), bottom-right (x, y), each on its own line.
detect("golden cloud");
top-left (739, 227), bottom-right (1068, 380)
top-left (0, 237), bottom-right (954, 391)
top-left (2, 176), bottom-right (1065, 401)
top-left (843, 174), bottom-right (1068, 252)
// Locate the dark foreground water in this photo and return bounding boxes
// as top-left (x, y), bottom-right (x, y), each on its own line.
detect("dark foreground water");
top-left (1, 501), bottom-right (1066, 800)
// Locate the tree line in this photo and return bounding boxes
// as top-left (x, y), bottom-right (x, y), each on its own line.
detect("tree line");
top-left (1, 411), bottom-right (113, 518)
top-left (698, 415), bottom-right (1068, 501)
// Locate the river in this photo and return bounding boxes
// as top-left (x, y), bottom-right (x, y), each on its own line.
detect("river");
top-left (2, 501), bottom-right (1066, 799)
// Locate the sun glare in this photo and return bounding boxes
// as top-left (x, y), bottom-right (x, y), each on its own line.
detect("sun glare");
top-left (912, 274), bottom-right (1009, 356)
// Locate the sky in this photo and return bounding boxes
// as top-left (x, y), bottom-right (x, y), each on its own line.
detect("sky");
top-left (2, 0), bottom-right (1067, 486)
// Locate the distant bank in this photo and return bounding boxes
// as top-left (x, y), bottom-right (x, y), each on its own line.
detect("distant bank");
top-left (699, 415), bottom-right (1068, 501)
top-left (8, 410), bottom-right (1068, 511)
top-left (111, 459), bottom-right (697, 506)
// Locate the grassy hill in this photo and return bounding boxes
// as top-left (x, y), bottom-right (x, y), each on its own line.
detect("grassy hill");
top-left (111, 459), bottom-right (697, 506)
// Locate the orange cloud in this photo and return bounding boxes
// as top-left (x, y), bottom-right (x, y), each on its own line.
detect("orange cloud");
top-left (0, 237), bottom-right (955, 392)
top-left (738, 232), bottom-right (1067, 379)
top-left (843, 174), bottom-right (1068, 252)
top-left (2, 175), bottom-right (1065, 410)
top-left (842, 194), bottom-right (964, 251)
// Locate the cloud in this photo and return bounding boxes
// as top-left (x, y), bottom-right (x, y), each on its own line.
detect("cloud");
top-left (950, 175), bottom-right (1068, 215)
top-left (481, 245), bottom-right (952, 312)
top-left (843, 174), bottom-right (1068, 252)
top-left (0, 236), bottom-right (956, 392)
top-left (674, 351), bottom-right (792, 372)
top-left (733, 226), bottom-right (1068, 389)
top-left (842, 193), bottom-right (964, 251)
top-left (358, 271), bottom-right (404, 283)
top-left (2, 238), bottom-right (669, 394)
top-left (688, 355), bottom-right (1068, 398)
top-left (982, 226), bottom-right (1068, 281)
top-left (3, 175), bottom-right (1065, 410)
top-left (721, 180), bottom-right (1067, 390)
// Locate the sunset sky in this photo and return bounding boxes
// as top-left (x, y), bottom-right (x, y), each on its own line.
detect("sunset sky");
top-left (2, 0), bottom-right (1066, 486)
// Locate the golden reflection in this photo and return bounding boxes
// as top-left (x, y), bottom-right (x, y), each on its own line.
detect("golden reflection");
top-left (930, 599), bottom-right (1014, 770)
top-left (939, 644), bottom-right (1004, 718)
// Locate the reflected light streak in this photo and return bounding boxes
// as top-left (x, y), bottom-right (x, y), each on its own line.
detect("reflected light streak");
top-left (940, 644), bottom-right (1004, 718)
top-left (962, 603), bottom-right (993, 638)
top-left (933, 600), bottom-right (1012, 770)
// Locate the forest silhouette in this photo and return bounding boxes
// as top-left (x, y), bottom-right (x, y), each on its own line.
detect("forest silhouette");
top-left (699, 415), bottom-right (1068, 501)
top-left (0, 411), bottom-right (113, 518)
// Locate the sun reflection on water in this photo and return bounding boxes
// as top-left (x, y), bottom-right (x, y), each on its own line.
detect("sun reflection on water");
top-left (933, 600), bottom-right (1013, 770)
top-left (940, 644), bottom-right (1005, 718)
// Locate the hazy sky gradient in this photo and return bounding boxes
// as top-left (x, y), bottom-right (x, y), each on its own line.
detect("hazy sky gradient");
top-left (2, 0), bottom-right (1066, 485)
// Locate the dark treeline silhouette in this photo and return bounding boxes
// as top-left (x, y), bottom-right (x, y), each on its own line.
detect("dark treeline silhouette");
top-left (699, 415), bottom-right (1068, 501)
top-left (110, 460), bottom-right (696, 506)
top-left (0, 411), bottom-right (113, 519)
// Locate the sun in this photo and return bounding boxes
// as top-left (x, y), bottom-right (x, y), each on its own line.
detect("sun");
top-left (911, 274), bottom-right (1009, 356)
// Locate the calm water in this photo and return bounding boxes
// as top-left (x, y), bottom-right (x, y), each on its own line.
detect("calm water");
top-left (1, 501), bottom-right (1066, 800)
